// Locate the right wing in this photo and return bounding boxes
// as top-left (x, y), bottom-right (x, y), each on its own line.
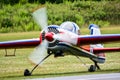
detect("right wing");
top-left (0, 38), bottom-right (40, 49)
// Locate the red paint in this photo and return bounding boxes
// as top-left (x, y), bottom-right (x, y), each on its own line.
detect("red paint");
top-left (0, 39), bottom-right (40, 49)
top-left (81, 46), bottom-right (120, 53)
top-left (45, 32), bottom-right (54, 42)
top-left (77, 35), bottom-right (120, 45)
top-left (93, 48), bottom-right (120, 53)
top-left (39, 32), bottom-right (42, 44)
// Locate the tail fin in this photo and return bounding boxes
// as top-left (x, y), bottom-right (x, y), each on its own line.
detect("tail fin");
top-left (89, 24), bottom-right (105, 63)
top-left (89, 24), bottom-right (101, 35)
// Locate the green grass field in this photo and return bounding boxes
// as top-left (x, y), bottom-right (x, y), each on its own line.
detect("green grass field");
top-left (0, 26), bottom-right (120, 80)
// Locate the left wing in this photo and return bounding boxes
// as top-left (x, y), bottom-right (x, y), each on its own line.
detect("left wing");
top-left (0, 38), bottom-right (40, 49)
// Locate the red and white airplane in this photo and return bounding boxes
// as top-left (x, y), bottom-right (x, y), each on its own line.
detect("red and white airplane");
top-left (0, 7), bottom-right (120, 76)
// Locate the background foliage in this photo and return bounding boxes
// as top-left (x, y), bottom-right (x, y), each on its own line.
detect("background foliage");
top-left (0, 0), bottom-right (120, 33)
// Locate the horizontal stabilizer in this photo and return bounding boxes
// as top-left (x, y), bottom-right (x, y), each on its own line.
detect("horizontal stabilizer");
top-left (82, 47), bottom-right (120, 53)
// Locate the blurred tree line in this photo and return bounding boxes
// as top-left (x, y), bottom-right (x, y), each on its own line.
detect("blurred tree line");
top-left (0, 0), bottom-right (120, 33)
top-left (0, 0), bottom-right (68, 4)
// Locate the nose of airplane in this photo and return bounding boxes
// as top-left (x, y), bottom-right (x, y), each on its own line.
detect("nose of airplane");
top-left (45, 32), bottom-right (54, 42)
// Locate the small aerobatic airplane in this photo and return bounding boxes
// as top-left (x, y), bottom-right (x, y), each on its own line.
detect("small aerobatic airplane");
top-left (0, 7), bottom-right (120, 76)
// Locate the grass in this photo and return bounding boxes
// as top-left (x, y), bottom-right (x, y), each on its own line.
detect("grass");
top-left (0, 31), bottom-right (40, 41)
top-left (0, 26), bottom-right (120, 80)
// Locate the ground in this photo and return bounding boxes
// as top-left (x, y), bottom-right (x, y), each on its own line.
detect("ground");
top-left (0, 26), bottom-right (120, 80)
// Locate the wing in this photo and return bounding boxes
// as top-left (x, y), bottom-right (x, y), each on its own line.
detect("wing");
top-left (77, 34), bottom-right (120, 45)
top-left (0, 38), bottom-right (40, 49)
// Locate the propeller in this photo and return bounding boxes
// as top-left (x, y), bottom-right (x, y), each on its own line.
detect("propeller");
top-left (29, 6), bottom-right (49, 65)
top-left (24, 7), bottom-right (51, 76)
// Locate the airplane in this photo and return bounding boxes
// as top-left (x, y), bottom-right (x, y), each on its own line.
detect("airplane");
top-left (0, 7), bottom-right (120, 76)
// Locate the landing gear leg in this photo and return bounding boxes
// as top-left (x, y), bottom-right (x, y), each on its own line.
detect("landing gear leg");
top-left (94, 61), bottom-right (100, 70)
top-left (24, 54), bottom-right (51, 76)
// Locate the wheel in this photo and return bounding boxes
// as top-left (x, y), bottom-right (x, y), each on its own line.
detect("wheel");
top-left (88, 65), bottom-right (96, 72)
top-left (24, 69), bottom-right (31, 76)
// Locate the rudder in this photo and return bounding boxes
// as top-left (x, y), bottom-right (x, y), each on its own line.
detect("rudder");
top-left (89, 24), bottom-right (105, 63)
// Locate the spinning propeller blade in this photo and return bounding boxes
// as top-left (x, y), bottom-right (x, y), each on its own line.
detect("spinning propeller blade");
top-left (32, 7), bottom-right (48, 29)
top-left (29, 40), bottom-right (48, 65)
top-left (30, 7), bottom-right (49, 65)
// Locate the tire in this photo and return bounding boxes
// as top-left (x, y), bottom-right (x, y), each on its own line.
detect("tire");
top-left (24, 69), bottom-right (31, 76)
top-left (88, 65), bottom-right (96, 72)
